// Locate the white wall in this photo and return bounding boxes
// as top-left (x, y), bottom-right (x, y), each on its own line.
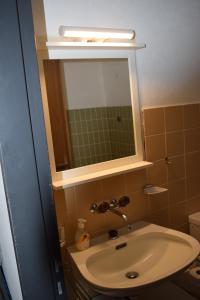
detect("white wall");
top-left (42, 0), bottom-right (200, 107)
top-left (101, 60), bottom-right (131, 107)
top-left (63, 60), bottom-right (106, 109)
top-left (63, 59), bottom-right (131, 109)
top-left (0, 165), bottom-right (23, 300)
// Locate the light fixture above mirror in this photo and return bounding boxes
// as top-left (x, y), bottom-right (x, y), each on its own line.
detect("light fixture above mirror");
top-left (44, 26), bottom-right (145, 51)
top-left (59, 26), bottom-right (135, 42)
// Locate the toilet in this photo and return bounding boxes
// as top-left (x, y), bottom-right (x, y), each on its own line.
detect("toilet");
top-left (173, 212), bottom-right (200, 294)
top-left (189, 212), bottom-right (200, 242)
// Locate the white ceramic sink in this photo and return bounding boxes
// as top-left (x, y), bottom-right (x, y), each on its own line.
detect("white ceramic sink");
top-left (68, 222), bottom-right (200, 295)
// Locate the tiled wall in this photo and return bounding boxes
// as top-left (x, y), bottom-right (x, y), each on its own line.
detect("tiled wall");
top-left (55, 103), bottom-right (200, 245)
top-left (68, 106), bottom-right (134, 168)
top-left (144, 103), bottom-right (200, 232)
top-left (68, 107), bottom-right (112, 168)
top-left (107, 106), bottom-right (135, 159)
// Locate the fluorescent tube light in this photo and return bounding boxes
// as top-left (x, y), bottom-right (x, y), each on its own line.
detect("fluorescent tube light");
top-left (59, 26), bottom-right (135, 41)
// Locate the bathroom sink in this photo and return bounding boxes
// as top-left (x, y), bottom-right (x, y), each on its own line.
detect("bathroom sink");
top-left (68, 222), bottom-right (200, 296)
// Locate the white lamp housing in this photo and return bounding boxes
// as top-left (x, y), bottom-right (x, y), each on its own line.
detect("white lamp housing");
top-left (59, 26), bottom-right (135, 41)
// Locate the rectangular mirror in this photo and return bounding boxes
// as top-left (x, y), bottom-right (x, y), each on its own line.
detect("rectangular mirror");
top-left (37, 47), bottom-right (149, 189)
top-left (43, 58), bottom-right (136, 171)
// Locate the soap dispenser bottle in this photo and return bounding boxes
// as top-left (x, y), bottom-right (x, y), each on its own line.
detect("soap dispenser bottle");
top-left (75, 218), bottom-right (90, 251)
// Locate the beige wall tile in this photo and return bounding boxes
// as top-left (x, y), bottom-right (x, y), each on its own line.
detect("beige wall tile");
top-left (75, 180), bottom-right (103, 203)
top-left (170, 202), bottom-right (187, 227)
top-left (167, 156), bottom-right (185, 182)
top-left (143, 108), bottom-right (165, 136)
top-left (168, 179), bottom-right (186, 204)
top-left (183, 104), bottom-right (200, 129)
top-left (65, 213), bottom-right (77, 245)
top-left (187, 176), bottom-right (200, 199)
top-left (147, 160), bottom-right (167, 185)
top-left (64, 187), bottom-right (76, 217)
top-left (145, 134), bottom-right (166, 162)
top-left (187, 196), bottom-right (200, 215)
top-left (148, 208), bottom-right (170, 227)
top-left (92, 224), bottom-right (110, 238)
top-left (63, 188), bottom-right (77, 244)
top-left (166, 131), bottom-right (184, 157)
top-left (148, 186), bottom-right (168, 214)
top-left (165, 106), bottom-right (183, 132)
top-left (173, 223), bottom-right (189, 234)
top-left (54, 190), bottom-right (67, 226)
top-left (186, 152), bottom-right (200, 178)
top-left (125, 169), bottom-right (147, 193)
top-left (184, 128), bottom-right (200, 153)
top-left (101, 174), bottom-right (125, 199)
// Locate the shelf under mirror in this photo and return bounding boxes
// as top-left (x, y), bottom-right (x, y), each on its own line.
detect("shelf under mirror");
top-left (52, 160), bottom-right (152, 189)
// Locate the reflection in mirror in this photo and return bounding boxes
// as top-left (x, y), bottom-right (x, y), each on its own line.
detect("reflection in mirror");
top-left (43, 59), bottom-right (135, 171)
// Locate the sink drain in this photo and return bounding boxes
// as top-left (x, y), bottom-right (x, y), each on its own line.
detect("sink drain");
top-left (125, 271), bottom-right (139, 279)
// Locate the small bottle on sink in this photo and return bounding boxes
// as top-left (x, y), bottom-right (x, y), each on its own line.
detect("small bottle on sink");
top-left (75, 218), bottom-right (90, 251)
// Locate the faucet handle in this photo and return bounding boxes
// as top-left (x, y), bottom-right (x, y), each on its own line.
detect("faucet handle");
top-left (90, 201), bottom-right (110, 214)
top-left (90, 203), bottom-right (98, 213)
top-left (118, 196), bottom-right (130, 207)
top-left (110, 198), bottom-right (118, 208)
top-left (98, 201), bottom-right (110, 213)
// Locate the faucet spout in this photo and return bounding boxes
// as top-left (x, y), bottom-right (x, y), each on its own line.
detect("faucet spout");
top-left (109, 208), bottom-right (128, 223)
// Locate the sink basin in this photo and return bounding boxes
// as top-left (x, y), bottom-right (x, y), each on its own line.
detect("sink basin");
top-left (68, 222), bottom-right (200, 296)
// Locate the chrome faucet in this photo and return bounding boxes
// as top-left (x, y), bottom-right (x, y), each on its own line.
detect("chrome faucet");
top-left (109, 207), bottom-right (128, 223)
top-left (90, 196), bottom-right (130, 225)
top-left (90, 197), bottom-right (132, 238)
top-left (109, 207), bottom-right (132, 231)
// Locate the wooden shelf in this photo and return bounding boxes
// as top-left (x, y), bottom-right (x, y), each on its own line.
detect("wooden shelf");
top-left (52, 160), bottom-right (153, 190)
top-left (46, 41), bottom-right (146, 50)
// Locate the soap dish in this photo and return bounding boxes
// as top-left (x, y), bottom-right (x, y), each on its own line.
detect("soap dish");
top-left (143, 184), bottom-right (168, 195)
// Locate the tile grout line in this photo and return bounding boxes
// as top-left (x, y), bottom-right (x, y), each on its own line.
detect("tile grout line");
top-left (182, 106), bottom-right (189, 218)
top-left (144, 127), bottom-right (200, 138)
top-left (163, 107), bottom-right (171, 227)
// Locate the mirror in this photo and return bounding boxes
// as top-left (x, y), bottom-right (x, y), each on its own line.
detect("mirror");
top-left (43, 58), bottom-right (135, 171)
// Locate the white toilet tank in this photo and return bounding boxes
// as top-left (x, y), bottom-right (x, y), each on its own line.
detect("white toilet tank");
top-left (189, 212), bottom-right (200, 241)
